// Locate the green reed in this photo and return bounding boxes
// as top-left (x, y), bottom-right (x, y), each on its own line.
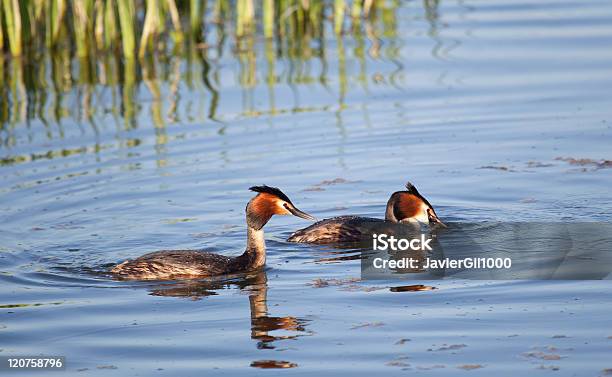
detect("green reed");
top-left (0, 0), bottom-right (408, 140)
top-left (0, 0), bottom-right (390, 58)
top-left (2, 0), bottom-right (23, 56)
top-left (117, 0), bottom-right (136, 59)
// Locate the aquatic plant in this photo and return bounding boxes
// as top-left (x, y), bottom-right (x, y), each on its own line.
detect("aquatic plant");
top-left (0, 0), bottom-right (392, 58)
top-left (0, 0), bottom-right (409, 136)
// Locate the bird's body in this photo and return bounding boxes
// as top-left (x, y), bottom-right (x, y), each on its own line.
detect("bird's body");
top-left (288, 182), bottom-right (444, 244)
top-left (287, 216), bottom-right (384, 244)
top-left (112, 250), bottom-right (235, 280)
top-left (111, 186), bottom-right (314, 280)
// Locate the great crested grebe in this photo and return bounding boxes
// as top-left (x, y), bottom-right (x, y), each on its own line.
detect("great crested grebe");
top-left (111, 185), bottom-right (315, 280)
top-left (287, 182), bottom-right (444, 244)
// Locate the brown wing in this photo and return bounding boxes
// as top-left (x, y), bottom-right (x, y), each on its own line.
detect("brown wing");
top-left (287, 216), bottom-right (384, 244)
top-left (111, 250), bottom-right (233, 280)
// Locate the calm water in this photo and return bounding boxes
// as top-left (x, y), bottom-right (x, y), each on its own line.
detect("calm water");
top-left (1, 0), bottom-right (612, 375)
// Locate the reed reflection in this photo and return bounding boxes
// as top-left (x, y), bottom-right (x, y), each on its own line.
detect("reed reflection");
top-left (0, 1), bottom-right (418, 152)
top-left (149, 271), bottom-right (310, 350)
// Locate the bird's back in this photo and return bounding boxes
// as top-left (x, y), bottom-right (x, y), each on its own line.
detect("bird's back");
top-left (111, 250), bottom-right (234, 280)
top-left (287, 216), bottom-right (386, 244)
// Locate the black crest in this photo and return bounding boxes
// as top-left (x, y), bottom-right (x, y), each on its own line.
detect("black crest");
top-left (249, 185), bottom-right (292, 203)
top-left (404, 181), bottom-right (434, 209)
top-left (404, 181), bottom-right (419, 194)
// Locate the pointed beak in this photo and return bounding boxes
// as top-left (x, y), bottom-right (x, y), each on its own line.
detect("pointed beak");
top-left (285, 204), bottom-right (317, 221)
top-left (428, 209), bottom-right (447, 228)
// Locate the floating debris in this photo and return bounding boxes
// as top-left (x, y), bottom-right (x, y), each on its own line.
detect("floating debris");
top-left (351, 322), bottom-right (385, 330)
top-left (308, 277), bottom-right (387, 292)
top-left (308, 277), bottom-right (361, 288)
top-left (536, 365), bottom-right (560, 371)
top-left (556, 157), bottom-right (612, 170)
top-left (395, 338), bottom-right (411, 345)
top-left (478, 165), bottom-right (515, 172)
top-left (317, 178), bottom-right (353, 186)
top-left (386, 360), bottom-right (410, 367)
top-left (429, 344), bottom-right (467, 352)
top-left (310, 278), bottom-right (330, 288)
top-left (386, 356), bottom-right (410, 368)
top-left (526, 161), bottom-right (554, 168)
top-left (303, 186), bottom-right (325, 192)
top-left (303, 178), bottom-right (357, 191)
top-left (457, 364), bottom-right (483, 370)
top-left (522, 351), bottom-right (562, 360)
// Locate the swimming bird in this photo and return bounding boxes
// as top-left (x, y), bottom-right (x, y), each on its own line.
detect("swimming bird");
top-left (287, 182), bottom-right (444, 244)
top-left (111, 186), bottom-right (315, 280)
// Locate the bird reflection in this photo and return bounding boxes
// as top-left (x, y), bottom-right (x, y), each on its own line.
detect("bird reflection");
top-left (148, 271), bottom-right (309, 349)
